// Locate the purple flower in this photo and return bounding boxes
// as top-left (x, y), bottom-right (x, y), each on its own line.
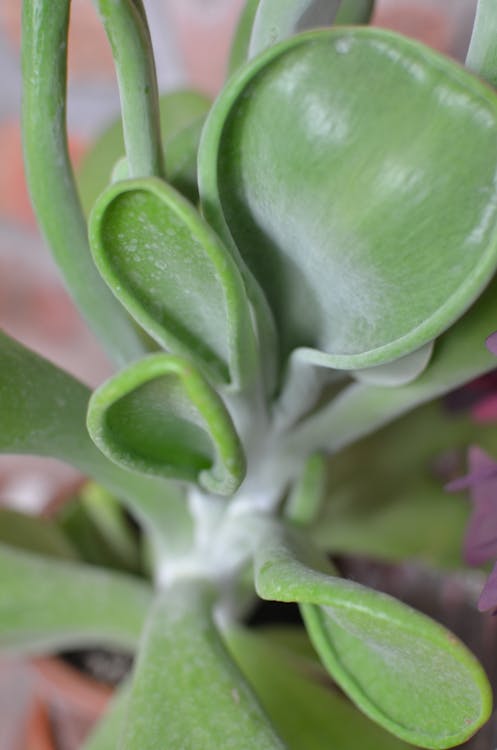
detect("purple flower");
top-left (447, 445), bottom-right (497, 612)
top-left (445, 331), bottom-right (497, 612)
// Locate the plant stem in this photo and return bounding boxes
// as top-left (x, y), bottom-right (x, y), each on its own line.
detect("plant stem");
top-left (121, 580), bottom-right (286, 750)
top-left (21, 0), bottom-right (148, 367)
top-left (93, 0), bottom-right (165, 178)
top-left (466, 0), bottom-right (497, 88)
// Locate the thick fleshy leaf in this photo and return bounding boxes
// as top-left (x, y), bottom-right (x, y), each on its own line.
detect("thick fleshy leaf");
top-left (199, 28), bottom-right (497, 370)
top-left (0, 330), bottom-right (192, 554)
top-left (21, 0), bottom-right (148, 367)
top-left (353, 342), bottom-right (433, 386)
top-left (121, 581), bottom-right (285, 750)
top-left (228, 0), bottom-right (261, 76)
top-left (90, 177), bottom-right (256, 388)
top-left (255, 525), bottom-right (492, 748)
top-left (285, 274), bottom-right (497, 458)
top-left (466, 0), bottom-right (497, 89)
top-left (78, 89), bottom-right (211, 213)
top-left (87, 354), bottom-right (246, 495)
top-left (227, 626), bottom-right (410, 750)
top-left (248, 1), bottom-right (341, 59)
top-left (0, 544), bottom-right (150, 653)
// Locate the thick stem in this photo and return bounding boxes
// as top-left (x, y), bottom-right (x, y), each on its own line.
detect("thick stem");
top-left (94, 0), bottom-right (165, 178)
top-left (21, 0), bottom-right (148, 367)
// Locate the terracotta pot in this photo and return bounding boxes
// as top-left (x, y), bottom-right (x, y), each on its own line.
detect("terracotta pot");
top-left (23, 698), bottom-right (55, 750)
top-left (30, 657), bottom-right (112, 750)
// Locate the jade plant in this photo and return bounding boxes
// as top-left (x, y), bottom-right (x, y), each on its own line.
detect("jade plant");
top-left (4, 0), bottom-right (497, 747)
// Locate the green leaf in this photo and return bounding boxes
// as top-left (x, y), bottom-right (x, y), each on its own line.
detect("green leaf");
top-left (21, 0), bottom-right (148, 366)
top-left (335, 0), bottom-right (375, 24)
top-left (0, 544), bottom-right (150, 653)
top-left (199, 28), bottom-right (497, 370)
top-left (228, 0), bottom-right (261, 76)
top-left (466, 0), bottom-right (497, 89)
top-left (78, 90), bottom-right (211, 214)
top-left (227, 626), bottom-right (411, 750)
top-left (89, 177), bottom-right (257, 388)
top-left (248, 1), bottom-right (342, 59)
top-left (0, 330), bottom-right (193, 555)
top-left (353, 342), bottom-right (433, 386)
top-left (286, 273), bottom-right (497, 458)
top-left (93, 0), bottom-right (165, 179)
top-left (255, 525), bottom-right (492, 748)
top-left (87, 354), bottom-right (246, 495)
top-left (0, 507), bottom-right (76, 560)
top-left (121, 580), bottom-right (286, 750)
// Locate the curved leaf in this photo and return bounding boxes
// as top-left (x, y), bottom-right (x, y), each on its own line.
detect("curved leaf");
top-left (286, 273), bottom-right (497, 458)
top-left (352, 341), bottom-right (434, 386)
top-left (248, 1), bottom-right (341, 59)
top-left (121, 580), bottom-right (286, 750)
top-left (255, 525), bottom-right (492, 748)
top-left (21, 0), bottom-right (147, 366)
top-left (0, 544), bottom-right (150, 653)
top-left (90, 177), bottom-right (257, 389)
top-left (0, 330), bottom-right (192, 555)
top-left (199, 28), bottom-right (497, 370)
top-left (466, 0), bottom-right (497, 89)
top-left (227, 626), bottom-right (410, 750)
top-left (87, 354), bottom-right (246, 495)
top-left (78, 89), bottom-right (211, 213)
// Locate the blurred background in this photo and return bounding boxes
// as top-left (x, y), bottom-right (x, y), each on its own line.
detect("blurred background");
top-left (0, 1), bottom-right (483, 748)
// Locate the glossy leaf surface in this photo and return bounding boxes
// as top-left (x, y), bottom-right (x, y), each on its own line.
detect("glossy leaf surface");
top-left (87, 354), bottom-right (246, 494)
top-left (78, 89), bottom-right (211, 213)
top-left (227, 626), bottom-right (410, 750)
top-left (122, 580), bottom-right (285, 750)
top-left (90, 177), bottom-right (256, 388)
top-left (0, 544), bottom-right (150, 653)
top-left (255, 526), bottom-right (492, 748)
top-left (200, 28), bottom-right (497, 370)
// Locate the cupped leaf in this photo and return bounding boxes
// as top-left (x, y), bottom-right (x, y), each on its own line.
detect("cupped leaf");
top-left (87, 354), bottom-right (246, 495)
top-left (78, 89), bottom-right (211, 213)
top-left (227, 626), bottom-right (410, 750)
top-left (90, 177), bottom-right (257, 389)
top-left (121, 580), bottom-right (286, 750)
top-left (0, 544), bottom-right (150, 654)
top-left (199, 28), bottom-right (497, 370)
top-left (255, 525), bottom-right (492, 748)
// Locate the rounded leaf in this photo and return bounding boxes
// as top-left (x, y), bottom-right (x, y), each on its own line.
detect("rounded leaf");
top-left (89, 178), bottom-right (256, 389)
top-left (199, 28), bottom-right (497, 369)
top-left (87, 354), bottom-right (246, 495)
